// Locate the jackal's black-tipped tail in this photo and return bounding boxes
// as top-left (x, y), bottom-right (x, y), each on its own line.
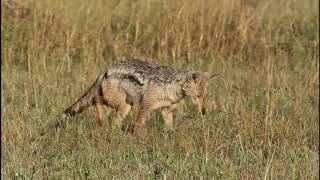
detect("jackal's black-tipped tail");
top-left (62, 72), bottom-right (106, 117)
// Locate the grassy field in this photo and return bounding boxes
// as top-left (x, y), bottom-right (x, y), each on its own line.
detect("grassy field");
top-left (1, 0), bottom-right (319, 179)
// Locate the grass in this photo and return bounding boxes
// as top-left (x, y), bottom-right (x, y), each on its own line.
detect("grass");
top-left (1, 0), bottom-right (319, 179)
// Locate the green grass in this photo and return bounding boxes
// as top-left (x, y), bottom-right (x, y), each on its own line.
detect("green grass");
top-left (1, 0), bottom-right (319, 179)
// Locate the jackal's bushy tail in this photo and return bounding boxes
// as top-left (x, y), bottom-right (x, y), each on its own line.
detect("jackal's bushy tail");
top-left (62, 72), bottom-right (106, 118)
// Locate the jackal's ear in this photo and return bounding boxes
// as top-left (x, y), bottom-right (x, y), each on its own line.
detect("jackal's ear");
top-left (204, 72), bottom-right (219, 80)
top-left (188, 72), bottom-right (202, 83)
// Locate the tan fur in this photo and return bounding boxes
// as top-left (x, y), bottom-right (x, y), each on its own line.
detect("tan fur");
top-left (61, 59), bottom-right (218, 134)
top-left (94, 96), bottom-right (104, 126)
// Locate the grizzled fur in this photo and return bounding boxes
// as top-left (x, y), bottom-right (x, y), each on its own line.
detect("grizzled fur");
top-left (108, 59), bottom-right (191, 84)
top-left (107, 59), bottom-right (192, 103)
top-left (62, 59), bottom-right (218, 133)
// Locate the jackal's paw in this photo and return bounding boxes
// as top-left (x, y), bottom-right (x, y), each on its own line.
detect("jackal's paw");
top-left (132, 129), bottom-right (139, 136)
top-left (132, 130), bottom-right (146, 140)
top-left (132, 125), bottom-right (144, 137)
top-left (111, 122), bottom-right (122, 130)
top-left (164, 127), bottom-right (175, 133)
top-left (132, 123), bottom-right (140, 131)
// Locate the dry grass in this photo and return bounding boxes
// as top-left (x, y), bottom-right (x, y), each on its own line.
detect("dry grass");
top-left (1, 0), bottom-right (319, 179)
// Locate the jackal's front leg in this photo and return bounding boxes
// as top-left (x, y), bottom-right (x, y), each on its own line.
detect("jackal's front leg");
top-left (161, 102), bottom-right (182, 131)
top-left (133, 108), bottom-right (149, 135)
top-left (161, 110), bottom-right (174, 131)
top-left (133, 101), bottom-right (171, 135)
top-left (112, 103), bottom-right (132, 129)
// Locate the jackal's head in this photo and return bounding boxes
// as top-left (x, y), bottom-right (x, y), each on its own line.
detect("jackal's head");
top-left (183, 72), bottom-right (218, 115)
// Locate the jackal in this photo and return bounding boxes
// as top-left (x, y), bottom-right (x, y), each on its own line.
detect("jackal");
top-left (61, 59), bottom-right (218, 133)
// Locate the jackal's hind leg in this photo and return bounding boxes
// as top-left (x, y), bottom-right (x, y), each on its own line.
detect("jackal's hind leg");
top-left (95, 96), bottom-right (104, 126)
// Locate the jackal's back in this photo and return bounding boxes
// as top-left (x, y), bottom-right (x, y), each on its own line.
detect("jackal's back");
top-left (108, 59), bottom-right (191, 86)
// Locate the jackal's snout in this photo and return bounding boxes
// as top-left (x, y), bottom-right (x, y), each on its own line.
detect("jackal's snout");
top-left (201, 107), bottom-right (206, 115)
top-left (186, 71), bottom-right (219, 116)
